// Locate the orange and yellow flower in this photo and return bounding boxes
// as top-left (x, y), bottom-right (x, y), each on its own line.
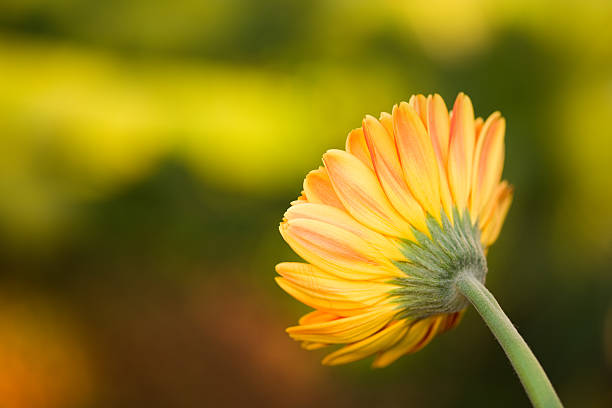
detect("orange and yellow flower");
top-left (276, 93), bottom-right (513, 367)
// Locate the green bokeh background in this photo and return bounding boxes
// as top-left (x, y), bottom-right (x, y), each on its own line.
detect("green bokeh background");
top-left (0, 1), bottom-right (611, 407)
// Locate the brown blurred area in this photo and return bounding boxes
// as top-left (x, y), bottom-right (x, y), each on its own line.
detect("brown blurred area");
top-left (85, 278), bottom-right (343, 407)
top-left (0, 1), bottom-right (611, 407)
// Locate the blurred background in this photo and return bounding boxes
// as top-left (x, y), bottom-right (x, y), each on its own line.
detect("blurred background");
top-left (0, 0), bottom-right (611, 407)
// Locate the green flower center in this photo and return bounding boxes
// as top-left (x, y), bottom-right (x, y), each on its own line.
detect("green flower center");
top-left (390, 208), bottom-right (487, 320)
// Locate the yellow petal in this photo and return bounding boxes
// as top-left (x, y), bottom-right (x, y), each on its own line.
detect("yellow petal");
top-left (474, 117), bottom-right (484, 142)
top-left (323, 149), bottom-right (414, 238)
top-left (277, 262), bottom-right (396, 299)
top-left (393, 102), bottom-right (441, 218)
top-left (371, 315), bottom-right (443, 368)
top-left (481, 183), bottom-right (513, 247)
top-left (427, 94), bottom-right (454, 220)
top-left (276, 277), bottom-right (369, 315)
top-left (286, 304), bottom-right (397, 344)
top-left (479, 180), bottom-right (510, 229)
top-left (448, 92), bottom-right (476, 210)
top-left (409, 94), bottom-right (428, 126)
top-left (441, 310), bottom-right (465, 332)
top-left (470, 113), bottom-right (505, 219)
top-left (299, 310), bottom-right (338, 325)
top-left (322, 320), bottom-right (409, 365)
top-left (362, 115), bottom-right (427, 233)
top-left (275, 263), bottom-right (396, 314)
top-left (290, 191), bottom-right (308, 206)
top-left (298, 312), bottom-right (336, 350)
top-left (303, 167), bottom-right (345, 210)
top-left (280, 218), bottom-right (404, 280)
top-left (379, 112), bottom-right (394, 135)
top-left (302, 341), bottom-right (328, 350)
top-left (427, 94), bottom-right (451, 162)
top-left (284, 203), bottom-right (404, 260)
top-left (345, 127), bottom-right (374, 170)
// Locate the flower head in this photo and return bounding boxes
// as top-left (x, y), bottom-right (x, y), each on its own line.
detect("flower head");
top-left (276, 93), bottom-right (513, 367)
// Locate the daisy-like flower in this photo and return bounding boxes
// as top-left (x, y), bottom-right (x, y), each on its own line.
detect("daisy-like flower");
top-left (276, 93), bottom-right (512, 367)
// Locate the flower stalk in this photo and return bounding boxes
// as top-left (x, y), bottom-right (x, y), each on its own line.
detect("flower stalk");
top-left (455, 272), bottom-right (563, 408)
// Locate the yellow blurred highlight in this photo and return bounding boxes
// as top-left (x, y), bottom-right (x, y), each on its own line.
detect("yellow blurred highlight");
top-left (387, 0), bottom-right (496, 60)
top-left (0, 36), bottom-right (405, 245)
top-left (553, 78), bottom-right (612, 258)
top-left (1, 1), bottom-right (610, 248)
top-left (383, 0), bottom-right (612, 61)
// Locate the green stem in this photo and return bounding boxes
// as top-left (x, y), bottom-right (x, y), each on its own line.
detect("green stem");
top-left (455, 272), bottom-right (563, 408)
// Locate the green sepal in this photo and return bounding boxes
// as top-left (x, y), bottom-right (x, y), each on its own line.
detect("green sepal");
top-left (389, 208), bottom-right (487, 320)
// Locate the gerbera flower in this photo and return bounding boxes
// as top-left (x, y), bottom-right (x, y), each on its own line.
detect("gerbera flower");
top-left (276, 93), bottom-right (512, 367)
